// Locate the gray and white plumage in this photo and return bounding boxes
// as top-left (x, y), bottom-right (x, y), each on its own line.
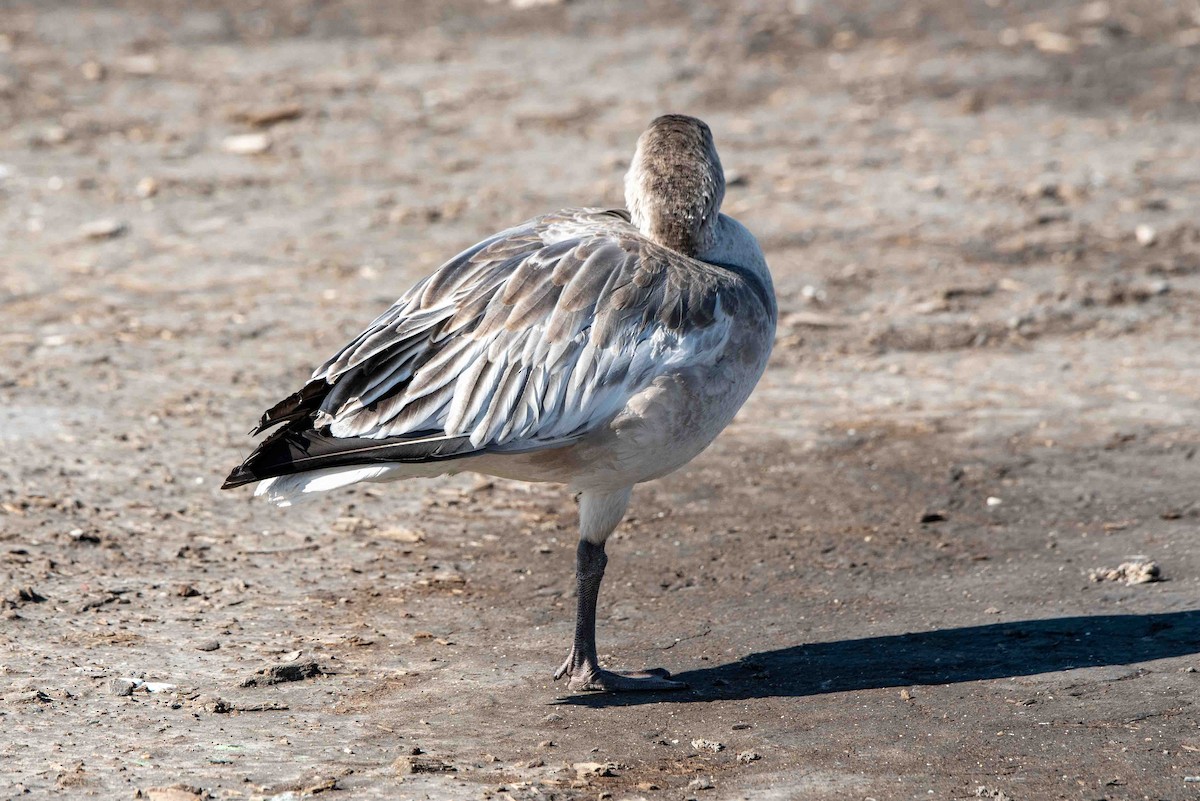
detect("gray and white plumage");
top-left (224, 115), bottom-right (776, 692)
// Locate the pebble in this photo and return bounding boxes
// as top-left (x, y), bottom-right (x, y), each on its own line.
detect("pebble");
top-left (136, 177), bottom-right (159, 198)
top-left (230, 104), bottom-right (304, 128)
top-left (239, 660), bottom-right (325, 687)
top-left (691, 739), bottom-right (724, 752)
top-left (9, 586), bottom-right (46, 604)
top-left (40, 125), bottom-right (69, 145)
top-left (121, 54), bottom-right (160, 75)
top-left (110, 678), bottom-right (138, 697)
top-left (80, 218), bottom-right (128, 240)
top-left (194, 640), bottom-right (220, 652)
top-left (393, 755), bottom-right (454, 774)
top-left (986, 496), bottom-right (1003, 507)
top-left (377, 528), bottom-right (424, 543)
top-left (1030, 29), bottom-right (1076, 54)
top-left (143, 787), bottom-right (204, 801)
top-left (196, 695), bottom-right (231, 713)
top-left (81, 60), bottom-right (105, 81)
top-left (687, 777), bottom-right (715, 791)
top-left (736, 751), bottom-right (761, 764)
top-left (1135, 224), bottom-right (1158, 246)
top-left (572, 761), bottom-right (616, 778)
top-left (1088, 560), bottom-right (1162, 586)
top-left (221, 133), bottom-right (272, 156)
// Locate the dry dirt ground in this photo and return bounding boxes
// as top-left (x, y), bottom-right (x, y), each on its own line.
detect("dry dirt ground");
top-left (3, 1), bottom-right (1200, 799)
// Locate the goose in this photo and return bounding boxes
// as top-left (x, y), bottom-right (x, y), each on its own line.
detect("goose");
top-left (223, 114), bottom-right (777, 692)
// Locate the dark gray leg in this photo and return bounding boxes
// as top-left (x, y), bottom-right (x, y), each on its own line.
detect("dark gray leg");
top-left (553, 539), bottom-right (685, 692)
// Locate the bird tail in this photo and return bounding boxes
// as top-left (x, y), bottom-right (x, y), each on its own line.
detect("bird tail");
top-left (222, 423), bottom-right (479, 493)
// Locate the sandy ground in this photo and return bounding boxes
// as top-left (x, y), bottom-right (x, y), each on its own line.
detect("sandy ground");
top-left (3, 1), bottom-right (1200, 799)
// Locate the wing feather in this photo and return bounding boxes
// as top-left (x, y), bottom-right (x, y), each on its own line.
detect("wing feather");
top-left (247, 209), bottom-right (769, 469)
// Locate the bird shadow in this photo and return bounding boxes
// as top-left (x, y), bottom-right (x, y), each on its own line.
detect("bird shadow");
top-left (554, 610), bottom-right (1200, 708)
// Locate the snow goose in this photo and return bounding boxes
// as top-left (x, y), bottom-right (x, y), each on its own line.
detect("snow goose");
top-left (224, 114), bottom-right (776, 692)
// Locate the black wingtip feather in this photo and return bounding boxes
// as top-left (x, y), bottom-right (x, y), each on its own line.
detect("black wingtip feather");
top-left (221, 420), bottom-right (480, 491)
top-left (250, 381), bottom-right (330, 436)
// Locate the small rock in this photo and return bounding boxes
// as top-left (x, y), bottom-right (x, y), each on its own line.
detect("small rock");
top-left (690, 739), bottom-right (724, 753)
top-left (428, 572), bottom-right (466, 587)
top-left (143, 786), bottom-right (204, 801)
top-left (136, 177), bottom-right (159, 198)
top-left (378, 528), bottom-right (424, 543)
top-left (393, 755), bottom-right (455, 774)
top-left (40, 125), bottom-right (69, 145)
top-left (687, 777), bottom-right (715, 791)
top-left (913, 175), bottom-right (942, 194)
top-left (81, 61), bottom-right (105, 81)
top-left (194, 640), bottom-right (220, 652)
top-left (229, 104), bottom-right (304, 128)
top-left (3, 687), bottom-right (52, 704)
top-left (735, 751), bottom-right (761, 764)
top-left (1030, 29), bottom-right (1076, 54)
top-left (9, 586), bottom-right (47, 604)
top-left (196, 695), bottom-right (231, 713)
top-left (920, 511), bottom-right (947, 524)
top-left (80, 218), bottom-right (128, 240)
top-left (800, 284), bottom-right (826, 303)
top-left (175, 584), bottom-right (200, 598)
top-left (975, 786), bottom-right (1013, 801)
top-left (986, 496), bottom-right (1002, 507)
top-left (120, 54), bottom-right (160, 75)
top-left (1135, 224), bottom-right (1158, 247)
top-left (239, 660), bottom-right (325, 687)
top-left (1089, 560), bottom-right (1162, 586)
top-left (1024, 179), bottom-right (1061, 201)
top-left (110, 678), bottom-right (138, 697)
top-left (221, 133), bottom-right (272, 156)
top-left (572, 761), bottom-right (616, 778)
top-left (541, 712), bottom-right (564, 723)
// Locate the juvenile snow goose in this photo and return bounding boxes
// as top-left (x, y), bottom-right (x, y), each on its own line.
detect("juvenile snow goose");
top-left (224, 114), bottom-right (777, 692)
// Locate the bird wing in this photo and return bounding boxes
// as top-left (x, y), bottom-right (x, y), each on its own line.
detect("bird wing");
top-left (225, 208), bottom-right (770, 487)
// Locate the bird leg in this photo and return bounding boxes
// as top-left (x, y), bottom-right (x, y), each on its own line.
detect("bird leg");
top-left (554, 539), bottom-right (685, 692)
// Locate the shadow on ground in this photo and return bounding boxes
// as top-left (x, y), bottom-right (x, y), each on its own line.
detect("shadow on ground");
top-left (557, 610), bottom-right (1200, 707)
